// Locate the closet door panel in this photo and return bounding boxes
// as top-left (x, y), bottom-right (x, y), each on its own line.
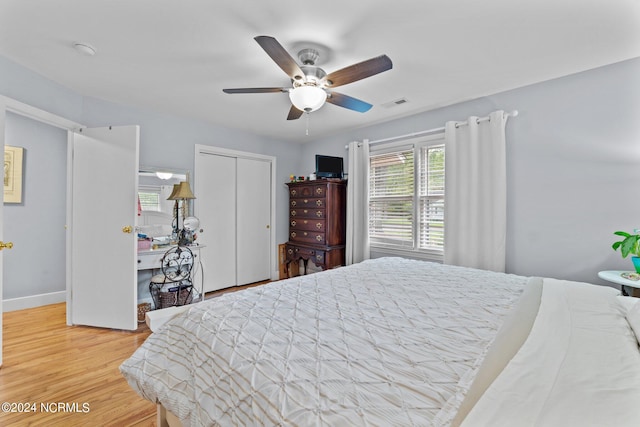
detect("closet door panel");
top-left (196, 154), bottom-right (236, 292)
top-left (236, 157), bottom-right (272, 285)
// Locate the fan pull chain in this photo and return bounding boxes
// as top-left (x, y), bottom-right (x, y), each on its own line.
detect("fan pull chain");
top-left (305, 112), bottom-right (310, 136)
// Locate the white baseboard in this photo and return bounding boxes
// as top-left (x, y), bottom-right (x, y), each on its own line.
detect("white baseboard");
top-left (3, 291), bottom-right (66, 312)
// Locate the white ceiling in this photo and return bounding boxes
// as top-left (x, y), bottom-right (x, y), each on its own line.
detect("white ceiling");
top-left (1, 1), bottom-right (639, 142)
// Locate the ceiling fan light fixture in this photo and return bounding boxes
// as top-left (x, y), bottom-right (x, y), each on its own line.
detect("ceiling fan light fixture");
top-left (155, 171), bottom-right (174, 180)
top-left (289, 86), bottom-right (327, 112)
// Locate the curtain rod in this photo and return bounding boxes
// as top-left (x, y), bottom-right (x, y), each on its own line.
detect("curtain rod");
top-left (346, 110), bottom-right (518, 149)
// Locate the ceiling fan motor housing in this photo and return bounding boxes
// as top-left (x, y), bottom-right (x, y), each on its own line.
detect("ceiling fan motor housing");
top-left (298, 48), bottom-right (319, 65)
top-left (296, 65), bottom-right (327, 87)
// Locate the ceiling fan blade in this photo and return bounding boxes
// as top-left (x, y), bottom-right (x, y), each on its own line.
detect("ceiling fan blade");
top-left (254, 36), bottom-right (305, 81)
top-left (223, 87), bottom-right (288, 94)
top-left (326, 91), bottom-right (373, 113)
top-left (325, 55), bottom-right (392, 88)
top-left (287, 105), bottom-right (304, 120)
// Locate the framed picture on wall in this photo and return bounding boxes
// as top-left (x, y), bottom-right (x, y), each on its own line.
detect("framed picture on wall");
top-left (4, 145), bottom-right (24, 204)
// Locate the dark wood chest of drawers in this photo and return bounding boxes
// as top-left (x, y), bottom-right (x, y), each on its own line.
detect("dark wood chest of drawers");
top-left (285, 180), bottom-right (346, 276)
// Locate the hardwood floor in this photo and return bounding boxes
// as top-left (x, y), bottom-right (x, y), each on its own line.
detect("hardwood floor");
top-left (0, 281), bottom-right (270, 426)
top-left (0, 303), bottom-right (156, 426)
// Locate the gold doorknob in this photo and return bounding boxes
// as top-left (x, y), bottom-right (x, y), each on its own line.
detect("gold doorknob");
top-left (122, 226), bottom-right (133, 233)
top-left (0, 241), bottom-right (14, 250)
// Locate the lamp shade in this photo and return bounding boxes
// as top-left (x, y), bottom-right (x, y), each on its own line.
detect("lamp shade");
top-left (167, 183), bottom-right (181, 200)
top-left (172, 181), bottom-right (196, 200)
top-left (289, 86), bottom-right (327, 112)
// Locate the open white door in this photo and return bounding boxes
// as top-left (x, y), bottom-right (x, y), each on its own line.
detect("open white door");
top-left (70, 126), bottom-right (139, 330)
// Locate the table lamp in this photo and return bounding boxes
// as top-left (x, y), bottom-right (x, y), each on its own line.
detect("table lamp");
top-left (167, 181), bottom-right (196, 241)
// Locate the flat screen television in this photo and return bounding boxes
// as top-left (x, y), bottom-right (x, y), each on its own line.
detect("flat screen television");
top-left (315, 155), bottom-right (344, 179)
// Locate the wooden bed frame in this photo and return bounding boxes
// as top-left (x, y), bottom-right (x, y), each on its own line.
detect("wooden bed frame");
top-left (157, 403), bottom-right (181, 427)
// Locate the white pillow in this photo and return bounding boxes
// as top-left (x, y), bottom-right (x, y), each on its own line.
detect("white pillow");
top-left (626, 300), bottom-right (640, 344)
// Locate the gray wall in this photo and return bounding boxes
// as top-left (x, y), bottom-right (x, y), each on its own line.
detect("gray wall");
top-left (4, 112), bottom-right (67, 299)
top-left (301, 57), bottom-right (640, 286)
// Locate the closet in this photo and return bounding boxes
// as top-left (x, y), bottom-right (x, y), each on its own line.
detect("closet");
top-left (194, 146), bottom-right (275, 293)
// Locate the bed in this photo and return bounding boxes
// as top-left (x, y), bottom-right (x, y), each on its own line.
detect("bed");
top-left (120, 257), bottom-right (640, 426)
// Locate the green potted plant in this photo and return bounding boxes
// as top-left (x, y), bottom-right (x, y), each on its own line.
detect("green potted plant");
top-left (612, 230), bottom-right (640, 273)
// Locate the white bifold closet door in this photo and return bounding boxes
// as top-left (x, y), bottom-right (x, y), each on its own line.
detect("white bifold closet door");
top-left (236, 157), bottom-right (272, 284)
top-left (195, 151), bottom-right (272, 293)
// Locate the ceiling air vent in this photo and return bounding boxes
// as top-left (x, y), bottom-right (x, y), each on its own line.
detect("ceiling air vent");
top-left (382, 98), bottom-right (409, 108)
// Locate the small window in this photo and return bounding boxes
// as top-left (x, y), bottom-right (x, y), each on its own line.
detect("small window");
top-left (138, 190), bottom-right (161, 212)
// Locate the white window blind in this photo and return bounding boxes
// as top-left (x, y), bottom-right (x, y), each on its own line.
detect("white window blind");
top-left (138, 186), bottom-right (161, 212)
top-left (419, 145), bottom-right (445, 250)
top-left (369, 148), bottom-right (415, 247)
top-left (368, 136), bottom-right (445, 255)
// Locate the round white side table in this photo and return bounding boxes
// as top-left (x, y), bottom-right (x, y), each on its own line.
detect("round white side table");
top-left (598, 270), bottom-right (640, 297)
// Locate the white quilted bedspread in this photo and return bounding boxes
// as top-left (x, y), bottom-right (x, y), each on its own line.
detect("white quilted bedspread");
top-left (120, 257), bottom-right (527, 426)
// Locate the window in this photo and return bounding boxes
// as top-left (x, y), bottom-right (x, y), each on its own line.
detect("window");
top-left (138, 186), bottom-right (161, 212)
top-left (369, 135), bottom-right (445, 257)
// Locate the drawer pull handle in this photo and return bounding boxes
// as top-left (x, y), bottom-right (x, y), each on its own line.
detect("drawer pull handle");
top-left (287, 249), bottom-right (293, 254)
top-left (291, 220), bottom-right (296, 226)
top-left (316, 235), bottom-right (323, 241)
top-left (291, 190), bottom-right (297, 196)
top-left (316, 254), bottom-right (322, 260)
top-left (303, 232), bottom-right (308, 236)
top-left (291, 211), bottom-right (297, 216)
top-left (291, 201), bottom-right (297, 206)
top-left (316, 200), bottom-right (322, 206)
top-left (316, 223), bottom-right (322, 229)
top-left (304, 199), bottom-right (308, 203)
top-left (291, 232), bottom-right (297, 238)
top-left (316, 188), bottom-right (323, 194)
top-left (316, 211), bottom-right (322, 217)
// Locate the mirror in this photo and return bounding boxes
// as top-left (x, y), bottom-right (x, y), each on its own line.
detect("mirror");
top-left (138, 166), bottom-right (189, 216)
top-left (137, 166), bottom-right (191, 236)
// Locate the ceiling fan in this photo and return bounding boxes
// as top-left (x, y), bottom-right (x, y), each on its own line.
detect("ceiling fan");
top-left (223, 36), bottom-right (393, 120)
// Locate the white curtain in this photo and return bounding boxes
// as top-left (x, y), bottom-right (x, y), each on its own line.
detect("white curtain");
top-left (345, 140), bottom-right (370, 265)
top-left (444, 110), bottom-right (507, 272)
